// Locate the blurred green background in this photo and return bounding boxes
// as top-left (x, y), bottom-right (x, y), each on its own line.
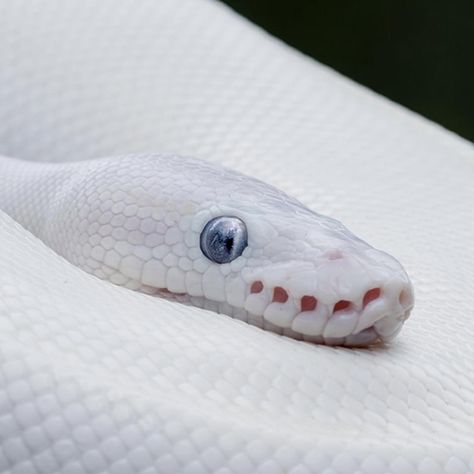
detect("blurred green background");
top-left (222, 1), bottom-right (473, 142)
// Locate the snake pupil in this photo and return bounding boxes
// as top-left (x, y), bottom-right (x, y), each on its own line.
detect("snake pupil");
top-left (225, 237), bottom-right (233, 252)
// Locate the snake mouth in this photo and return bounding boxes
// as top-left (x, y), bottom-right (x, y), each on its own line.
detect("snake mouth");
top-left (152, 277), bottom-right (414, 347)
top-left (243, 278), bottom-right (414, 346)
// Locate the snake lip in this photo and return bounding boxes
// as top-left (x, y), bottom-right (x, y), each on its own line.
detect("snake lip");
top-left (243, 273), bottom-right (414, 345)
top-left (149, 276), bottom-right (413, 348)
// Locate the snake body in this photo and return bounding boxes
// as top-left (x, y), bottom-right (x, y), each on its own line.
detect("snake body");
top-left (0, 153), bottom-right (413, 346)
top-left (1, 0), bottom-right (474, 472)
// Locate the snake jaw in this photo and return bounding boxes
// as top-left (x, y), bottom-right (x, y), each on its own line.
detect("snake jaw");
top-left (138, 247), bottom-right (414, 347)
top-left (234, 244), bottom-right (414, 345)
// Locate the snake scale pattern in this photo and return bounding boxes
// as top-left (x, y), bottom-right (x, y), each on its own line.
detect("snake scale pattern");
top-left (0, 0), bottom-right (473, 472)
top-left (0, 153), bottom-right (413, 346)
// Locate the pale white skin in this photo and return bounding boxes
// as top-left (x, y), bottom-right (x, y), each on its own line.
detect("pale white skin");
top-left (0, 153), bottom-right (414, 346)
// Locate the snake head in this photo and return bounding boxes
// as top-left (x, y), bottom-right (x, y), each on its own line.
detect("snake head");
top-left (63, 154), bottom-right (414, 346)
top-left (189, 175), bottom-right (414, 346)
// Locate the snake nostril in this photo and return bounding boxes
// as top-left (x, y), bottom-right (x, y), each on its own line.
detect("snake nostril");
top-left (399, 288), bottom-right (412, 308)
top-left (250, 281), bottom-right (264, 294)
top-left (326, 249), bottom-right (344, 260)
top-left (333, 300), bottom-right (352, 313)
top-left (363, 288), bottom-right (381, 309)
top-left (272, 287), bottom-right (289, 303)
top-left (301, 295), bottom-right (317, 312)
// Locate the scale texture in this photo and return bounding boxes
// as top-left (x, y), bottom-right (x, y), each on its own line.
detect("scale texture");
top-left (0, 0), bottom-right (473, 472)
top-left (0, 153), bottom-right (414, 347)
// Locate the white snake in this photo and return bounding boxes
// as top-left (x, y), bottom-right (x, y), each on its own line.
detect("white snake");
top-left (0, 153), bottom-right (414, 347)
top-left (1, 0), bottom-right (473, 472)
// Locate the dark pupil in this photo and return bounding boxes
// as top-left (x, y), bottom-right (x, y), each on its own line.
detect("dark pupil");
top-left (225, 237), bottom-right (234, 252)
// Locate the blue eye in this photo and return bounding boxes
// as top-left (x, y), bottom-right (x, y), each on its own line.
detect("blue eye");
top-left (200, 216), bottom-right (248, 264)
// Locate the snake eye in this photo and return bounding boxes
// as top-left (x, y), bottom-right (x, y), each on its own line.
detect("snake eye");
top-left (200, 216), bottom-right (248, 264)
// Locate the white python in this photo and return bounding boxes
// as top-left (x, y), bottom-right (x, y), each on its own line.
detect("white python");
top-left (0, 153), bottom-right (414, 346)
top-left (1, 0), bottom-right (474, 472)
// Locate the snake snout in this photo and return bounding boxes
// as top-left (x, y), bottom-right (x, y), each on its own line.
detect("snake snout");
top-left (244, 259), bottom-right (414, 346)
top-left (344, 278), bottom-right (414, 345)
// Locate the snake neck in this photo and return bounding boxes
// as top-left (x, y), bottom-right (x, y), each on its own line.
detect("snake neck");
top-left (0, 155), bottom-right (76, 237)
